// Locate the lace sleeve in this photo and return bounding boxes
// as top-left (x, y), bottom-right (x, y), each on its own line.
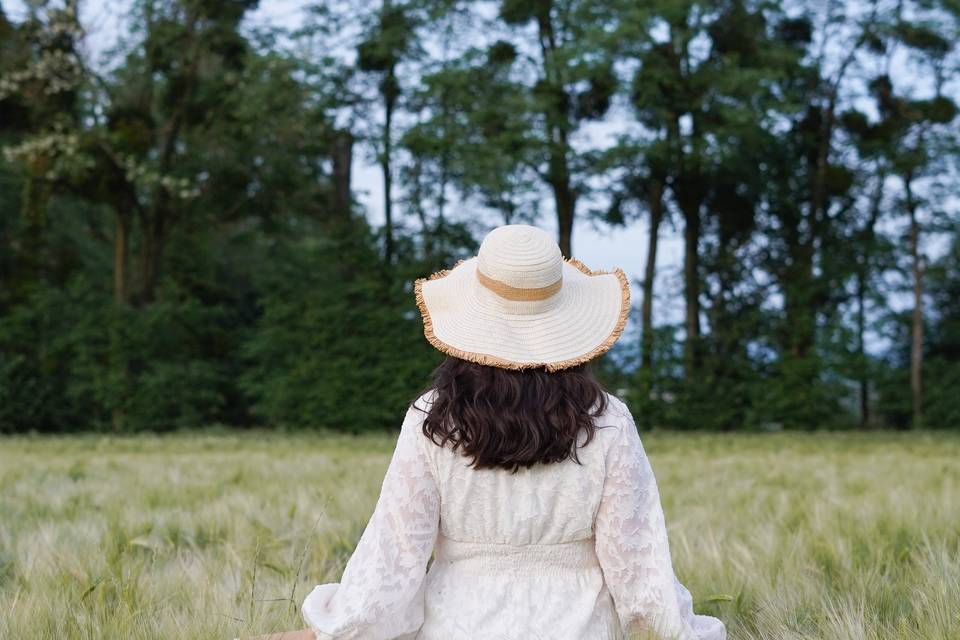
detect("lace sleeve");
top-left (301, 399), bottom-right (440, 640)
top-left (593, 399), bottom-right (726, 640)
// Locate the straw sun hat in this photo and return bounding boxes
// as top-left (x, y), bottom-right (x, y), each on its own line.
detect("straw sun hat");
top-left (414, 224), bottom-right (630, 371)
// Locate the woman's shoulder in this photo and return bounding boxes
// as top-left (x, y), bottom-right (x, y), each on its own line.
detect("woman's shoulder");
top-left (408, 388), bottom-right (438, 417)
top-left (399, 389), bottom-right (438, 438)
top-left (589, 392), bottom-right (643, 450)
top-left (598, 391), bottom-right (634, 425)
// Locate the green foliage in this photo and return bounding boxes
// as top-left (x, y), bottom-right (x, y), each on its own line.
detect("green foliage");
top-left (0, 276), bottom-right (102, 432)
top-left (1, 0), bottom-right (959, 433)
top-left (241, 228), bottom-right (440, 431)
top-left (924, 241), bottom-right (960, 428)
top-left (357, 5), bottom-right (416, 72)
top-left (0, 271), bottom-right (245, 433)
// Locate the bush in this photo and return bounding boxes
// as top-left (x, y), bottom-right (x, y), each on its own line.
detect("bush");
top-left (241, 229), bottom-right (440, 431)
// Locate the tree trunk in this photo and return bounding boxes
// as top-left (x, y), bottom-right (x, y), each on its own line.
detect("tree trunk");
top-left (857, 270), bottom-right (870, 429)
top-left (670, 113), bottom-right (703, 383)
top-left (534, 10), bottom-right (575, 258)
top-left (111, 210), bottom-right (131, 432)
top-left (113, 211), bottom-right (130, 306)
top-left (783, 218), bottom-right (816, 360)
top-left (331, 129), bottom-right (353, 221)
top-left (138, 210), bottom-right (165, 306)
top-left (502, 201), bottom-right (515, 226)
top-left (855, 269), bottom-right (869, 428)
top-left (546, 109), bottom-right (575, 257)
top-left (856, 170), bottom-right (884, 428)
top-left (638, 180), bottom-right (664, 429)
top-left (381, 69), bottom-right (396, 264)
top-left (554, 178), bottom-right (575, 258)
top-left (641, 180), bottom-right (664, 373)
top-left (410, 158), bottom-right (434, 262)
top-left (906, 175), bottom-right (923, 427)
top-left (680, 200), bottom-right (700, 381)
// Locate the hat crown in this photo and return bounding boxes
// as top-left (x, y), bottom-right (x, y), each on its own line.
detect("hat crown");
top-left (414, 222), bottom-right (630, 371)
top-left (476, 225), bottom-right (563, 290)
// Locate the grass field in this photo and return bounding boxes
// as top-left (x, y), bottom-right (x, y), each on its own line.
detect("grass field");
top-left (1, 430), bottom-right (958, 640)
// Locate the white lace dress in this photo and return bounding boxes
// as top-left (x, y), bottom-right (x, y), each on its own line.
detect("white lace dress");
top-left (301, 392), bottom-right (725, 640)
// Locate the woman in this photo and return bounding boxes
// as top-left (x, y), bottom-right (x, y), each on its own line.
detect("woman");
top-left (252, 224), bottom-right (725, 640)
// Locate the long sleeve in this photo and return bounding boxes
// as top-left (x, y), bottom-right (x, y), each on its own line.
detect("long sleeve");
top-left (593, 399), bottom-right (726, 640)
top-left (301, 400), bottom-right (440, 640)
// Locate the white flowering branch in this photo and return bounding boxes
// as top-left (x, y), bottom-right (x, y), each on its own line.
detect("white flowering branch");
top-left (118, 153), bottom-right (203, 201)
top-left (0, 2), bottom-right (85, 100)
top-left (1, 1), bottom-right (203, 203)
top-left (2, 120), bottom-right (94, 181)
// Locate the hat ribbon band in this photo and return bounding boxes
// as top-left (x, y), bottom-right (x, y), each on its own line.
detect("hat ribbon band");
top-left (476, 269), bottom-right (562, 301)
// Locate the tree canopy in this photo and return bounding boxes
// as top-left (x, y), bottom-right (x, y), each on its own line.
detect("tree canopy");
top-left (1, 0), bottom-right (958, 432)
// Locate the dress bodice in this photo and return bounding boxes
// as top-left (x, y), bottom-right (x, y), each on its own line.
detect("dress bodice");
top-left (429, 420), bottom-right (604, 547)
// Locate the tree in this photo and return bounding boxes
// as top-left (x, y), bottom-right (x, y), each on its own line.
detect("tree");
top-left (594, 135), bottom-right (671, 427)
top-left (355, 0), bottom-right (420, 263)
top-left (402, 39), bottom-right (541, 238)
top-left (842, 2), bottom-right (960, 426)
top-left (1, 0), bottom-right (360, 431)
top-left (495, 0), bottom-right (617, 256)
top-left (616, 0), bottom-right (804, 428)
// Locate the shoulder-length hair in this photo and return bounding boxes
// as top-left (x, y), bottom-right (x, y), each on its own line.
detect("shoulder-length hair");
top-left (417, 356), bottom-right (609, 472)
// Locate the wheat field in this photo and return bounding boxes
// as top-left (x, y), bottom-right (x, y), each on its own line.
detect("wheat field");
top-left (0, 429), bottom-right (958, 640)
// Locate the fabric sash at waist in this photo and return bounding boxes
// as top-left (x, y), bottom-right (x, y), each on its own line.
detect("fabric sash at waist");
top-left (433, 534), bottom-right (599, 576)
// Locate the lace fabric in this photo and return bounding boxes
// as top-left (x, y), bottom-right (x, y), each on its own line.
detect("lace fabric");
top-left (593, 399), bottom-right (726, 640)
top-left (301, 394), bottom-right (725, 640)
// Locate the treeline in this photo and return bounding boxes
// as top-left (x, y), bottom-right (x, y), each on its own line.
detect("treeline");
top-left (1, 0), bottom-right (958, 433)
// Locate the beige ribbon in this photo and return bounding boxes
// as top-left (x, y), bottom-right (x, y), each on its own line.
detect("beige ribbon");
top-left (476, 269), bottom-right (562, 301)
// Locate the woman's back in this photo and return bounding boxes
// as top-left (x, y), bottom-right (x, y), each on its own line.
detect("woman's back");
top-left (429, 389), bottom-right (606, 546)
top-left (299, 225), bottom-right (724, 640)
top-left (302, 390), bottom-right (724, 640)
top-left (420, 389), bottom-right (619, 639)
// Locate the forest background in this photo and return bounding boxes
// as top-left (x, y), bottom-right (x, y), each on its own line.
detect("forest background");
top-left (2, 0), bottom-right (959, 434)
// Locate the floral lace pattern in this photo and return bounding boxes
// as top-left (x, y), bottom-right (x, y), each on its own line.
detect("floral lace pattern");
top-left (594, 398), bottom-right (726, 640)
top-left (301, 393), bottom-right (725, 640)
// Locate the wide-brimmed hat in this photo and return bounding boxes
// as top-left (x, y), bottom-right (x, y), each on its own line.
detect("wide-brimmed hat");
top-left (414, 224), bottom-right (630, 371)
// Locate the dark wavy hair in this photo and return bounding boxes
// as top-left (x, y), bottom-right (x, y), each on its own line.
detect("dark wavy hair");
top-left (416, 356), bottom-right (610, 472)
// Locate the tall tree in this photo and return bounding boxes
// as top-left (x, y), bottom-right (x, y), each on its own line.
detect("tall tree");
top-left (738, 5), bottom-right (880, 427)
top-left (356, 1), bottom-right (419, 263)
top-left (619, 0), bottom-right (795, 392)
top-left (595, 136), bottom-right (671, 426)
top-left (0, 0), bottom-right (85, 272)
top-left (2, 0), bottom-right (261, 307)
top-left (623, 0), bottom-right (711, 382)
top-left (843, 2), bottom-right (960, 425)
top-left (1, 0), bottom-right (352, 430)
top-left (496, 0), bottom-right (617, 256)
top-left (403, 39), bottom-right (541, 236)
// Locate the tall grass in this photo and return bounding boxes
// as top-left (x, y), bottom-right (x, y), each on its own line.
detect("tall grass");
top-left (1, 430), bottom-right (957, 639)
